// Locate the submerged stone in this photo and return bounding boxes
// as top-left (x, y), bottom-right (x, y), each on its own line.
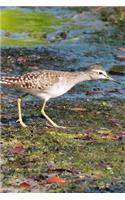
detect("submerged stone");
top-left (109, 65), bottom-right (125, 76)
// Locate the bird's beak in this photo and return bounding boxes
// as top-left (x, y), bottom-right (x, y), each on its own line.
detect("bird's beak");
top-left (107, 75), bottom-right (121, 84)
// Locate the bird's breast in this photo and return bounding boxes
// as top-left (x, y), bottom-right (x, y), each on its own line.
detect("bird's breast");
top-left (47, 80), bottom-right (72, 98)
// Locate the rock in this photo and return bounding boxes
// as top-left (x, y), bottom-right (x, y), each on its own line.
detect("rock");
top-left (109, 65), bottom-right (125, 76)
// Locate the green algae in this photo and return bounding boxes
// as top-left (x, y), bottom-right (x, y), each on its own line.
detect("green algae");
top-left (0, 9), bottom-right (62, 46)
top-left (1, 9), bottom-right (61, 33)
top-left (1, 127), bottom-right (125, 192)
top-left (1, 100), bottom-right (125, 192)
top-left (0, 38), bottom-right (48, 47)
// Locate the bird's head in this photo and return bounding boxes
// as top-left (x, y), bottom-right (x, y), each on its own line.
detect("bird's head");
top-left (87, 64), bottom-right (120, 84)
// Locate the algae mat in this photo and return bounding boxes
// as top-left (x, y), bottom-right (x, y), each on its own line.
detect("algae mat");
top-left (1, 100), bottom-right (125, 192)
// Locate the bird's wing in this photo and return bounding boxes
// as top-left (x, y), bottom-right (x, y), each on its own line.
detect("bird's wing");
top-left (17, 70), bottom-right (65, 92)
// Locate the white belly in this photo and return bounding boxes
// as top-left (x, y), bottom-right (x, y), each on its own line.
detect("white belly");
top-left (28, 84), bottom-right (70, 101)
top-left (30, 77), bottom-right (74, 101)
top-left (47, 82), bottom-right (71, 98)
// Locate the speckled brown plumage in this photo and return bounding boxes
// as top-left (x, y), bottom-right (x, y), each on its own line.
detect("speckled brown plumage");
top-left (1, 70), bottom-right (83, 93)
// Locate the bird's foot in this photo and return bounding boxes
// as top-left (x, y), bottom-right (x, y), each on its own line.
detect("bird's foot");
top-left (56, 125), bottom-right (66, 129)
top-left (16, 119), bottom-right (27, 128)
top-left (46, 122), bottom-right (66, 129)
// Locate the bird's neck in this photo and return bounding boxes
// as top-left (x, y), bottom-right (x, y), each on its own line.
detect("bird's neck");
top-left (72, 71), bottom-right (91, 84)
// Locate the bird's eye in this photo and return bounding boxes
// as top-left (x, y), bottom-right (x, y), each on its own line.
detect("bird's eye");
top-left (99, 72), bottom-right (103, 75)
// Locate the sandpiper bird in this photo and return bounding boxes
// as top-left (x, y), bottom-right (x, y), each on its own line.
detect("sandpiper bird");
top-left (0, 64), bottom-right (119, 128)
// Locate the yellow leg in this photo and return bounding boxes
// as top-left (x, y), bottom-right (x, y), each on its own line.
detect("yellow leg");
top-left (41, 100), bottom-right (65, 128)
top-left (16, 97), bottom-right (27, 127)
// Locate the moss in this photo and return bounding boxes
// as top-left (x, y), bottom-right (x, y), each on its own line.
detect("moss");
top-left (1, 100), bottom-right (125, 192)
top-left (98, 7), bottom-right (125, 24)
top-left (1, 128), bottom-right (125, 192)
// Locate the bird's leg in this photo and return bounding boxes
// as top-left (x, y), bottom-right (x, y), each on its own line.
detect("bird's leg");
top-left (41, 100), bottom-right (65, 128)
top-left (16, 94), bottom-right (28, 127)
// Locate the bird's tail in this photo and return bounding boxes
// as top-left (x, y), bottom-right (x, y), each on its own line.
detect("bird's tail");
top-left (0, 75), bottom-right (20, 86)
